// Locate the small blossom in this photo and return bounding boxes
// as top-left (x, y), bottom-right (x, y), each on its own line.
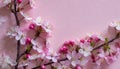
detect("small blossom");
top-left (7, 26), bottom-right (26, 45)
top-left (20, 11), bottom-right (32, 21)
top-left (79, 42), bottom-right (93, 57)
top-left (0, 53), bottom-right (16, 69)
top-left (42, 21), bottom-right (52, 34)
top-left (29, 0), bottom-right (36, 8)
top-left (31, 40), bottom-right (43, 53)
top-left (34, 17), bottom-right (42, 26)
top-left (28, 54), bottom-right (42, 60)
top-left (110, 21), bottom-right (120, 30)
top-left (0, 0), bottom-right (11, 8)
top-left (66, 51), bottom-right (87, 67)
top-left (0, 16), bottom-right (7, 25)
top-left (46, 50), bottom-right (58, 62)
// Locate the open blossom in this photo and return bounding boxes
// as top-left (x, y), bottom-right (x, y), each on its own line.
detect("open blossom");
top-left (79, 41), bottom-right (93, 57)
top-left (42, 21), bottom-right (52, 34)
top-left (0, 53), bottom-right (16, 69)
top-left (33, 17), bottom-right (42, 26)
top-left (31, 39), bottom-right (44, 53)
top-left (33, 17), bottom-right (52, 36)
top-left (7, 26), bottom-right (26, 45)
top-left (67, 51), bottom-right (88, 67)
top-left (29, 0), bottom-right (36, 8)
top-left (0, 15), bottom-right (8, 25)
top-left (46, 50), bottom-right (58, 62)
top-left (20, 11), bottom-right (32, 21)
top-left (28, 54), bottom-right (45, 60)
top-left (110, 21), bottom-right (120, 31)
top-left (0, 0), bottom-right (11, 8)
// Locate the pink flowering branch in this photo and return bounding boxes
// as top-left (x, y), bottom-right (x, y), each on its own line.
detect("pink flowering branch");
top-left (32, 33), bottom-right (120, 69)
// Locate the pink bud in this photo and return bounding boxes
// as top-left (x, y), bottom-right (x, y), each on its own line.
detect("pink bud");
top-left (63, 41), bottom-right (75, 47)
top-left (91, 54), bottom-right (96, 63)
top-left (40, 65), bottom-right (46, 69)
top-left (80, 39), bottom-right (85, 43)
top-left (69, 40), bottom-right (75, 46)
top-left (87, 37), bottom-right (93, 43)
top-left (29, 23), bottom-right (36, 30)
top-left (26, 54), bottom-right (30, 58)
top-left (75, 65), bottom-right (82, 69)
top-left (59, 46), bottom-right (68, 54)
top-left (25, 38), bottom-right (31, 44)
top-left (17, 0), bottom-right (22, 3)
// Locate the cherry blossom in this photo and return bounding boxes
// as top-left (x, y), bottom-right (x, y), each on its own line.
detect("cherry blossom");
top-left (0, 53), bottom-right (16, 69)
top-left (79, 41), bottom-right (93, 57)
top-left (110, 21), bottom-right (120, 31)
top-left (7, 26), bottom-right (26, 45)
top-left (0, 0), bottom-right (11, 8)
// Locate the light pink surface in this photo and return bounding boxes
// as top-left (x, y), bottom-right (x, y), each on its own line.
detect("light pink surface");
top-left (1, 0), bottom-right (120, 69)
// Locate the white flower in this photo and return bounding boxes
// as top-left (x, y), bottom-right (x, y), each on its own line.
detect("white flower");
top-left (0, 53), bottom-right (16, 69)
top-left (28, 54), bottom-right (43, 60)
top-left (46, 50), bottom-right (58, 62)
top-left (20, 11), bottom-right (32, 21)
top-left (79, 43), bottom-right (93, 57)
top-left (66, 51), bottom-right (83, 67)
top-left (31, 39), bottom-right (43, 53)
top-left (7, 26), bottom-right (26, 45)
top-left (0, 0), bottom-right (11, 8)
top-left (0, 16), bottom-right (7, 25)
top-left (42, 21), bottom-right (52, 34)
top-left (29, 0), bottom-right (36, 8)
top-left (34, 17), bottom-right (42, 26)
top-left (110, 21), bottom-right (120, 30)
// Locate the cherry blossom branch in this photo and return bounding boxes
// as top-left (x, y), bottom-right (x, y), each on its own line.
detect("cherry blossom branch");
top-left (12, 0), bottom-right (21, 69)
top-left (93, 33), bottom-right (120, 50)
top-left (18, 31), bottom-right (40, 60)
top-left (32, 33), bottom-right (120, 69)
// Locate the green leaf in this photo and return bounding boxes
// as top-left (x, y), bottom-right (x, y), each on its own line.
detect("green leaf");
top-left (105, 37), bottom-right (108, 43)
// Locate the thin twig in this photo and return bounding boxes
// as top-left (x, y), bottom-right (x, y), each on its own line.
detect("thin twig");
top-left (13, 0), bottom-right (21, 69)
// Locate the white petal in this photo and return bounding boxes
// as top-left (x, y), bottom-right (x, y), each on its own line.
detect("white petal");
top-left (46, 55), bottom-right (52, 60)
top-left (71, 61), bottom-right (77, 67)
top-left (116, 26), bottom-right (120, 30)
top-left (52, 57), bottom-right (57, 62)
top-left (66, 54), bottom-right (72, 60)
top-left (20, 38), bottom-right (26, 45)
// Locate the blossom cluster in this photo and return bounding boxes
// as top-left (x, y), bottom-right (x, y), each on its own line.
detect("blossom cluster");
top-left (1, 0), bottom-right (120, 69)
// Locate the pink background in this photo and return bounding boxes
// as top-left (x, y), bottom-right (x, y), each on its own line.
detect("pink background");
top-left (1, 0), bottom-right (120, 69)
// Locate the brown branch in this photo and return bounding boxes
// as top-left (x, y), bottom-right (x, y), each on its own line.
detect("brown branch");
top-left (12, 0), bottom-right (21, 69)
